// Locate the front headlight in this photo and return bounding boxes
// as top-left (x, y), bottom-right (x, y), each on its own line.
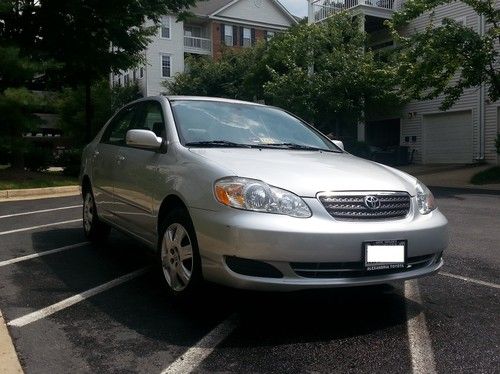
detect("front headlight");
top-left (214, 177), bottom-right (312, 218)
top-left (415, 181), bottom-right (436, 215)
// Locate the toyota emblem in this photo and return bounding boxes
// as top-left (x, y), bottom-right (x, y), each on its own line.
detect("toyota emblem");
top-left (364, 195), bottom-right (381, 210)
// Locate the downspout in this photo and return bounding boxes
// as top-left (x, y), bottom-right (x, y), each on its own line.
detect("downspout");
top-left (478, 13), bottom-right (485, 161)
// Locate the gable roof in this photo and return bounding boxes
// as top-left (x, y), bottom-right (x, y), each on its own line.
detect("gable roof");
top-left (189, 0), bottom-right (298, 24)
top-left (189, 0), bottom-right (234, 16)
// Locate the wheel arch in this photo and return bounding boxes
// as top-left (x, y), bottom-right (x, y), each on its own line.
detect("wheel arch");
top-left (157, 194), bottom-right (190, 239)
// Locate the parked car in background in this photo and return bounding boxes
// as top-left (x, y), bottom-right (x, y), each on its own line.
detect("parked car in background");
top-left (80, 96), bottom-right (448, 296)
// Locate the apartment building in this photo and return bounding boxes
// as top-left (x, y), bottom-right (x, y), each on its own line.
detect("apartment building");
top-left (112, 0), bottom-right (297, 97)
top-left (309, 0), bottom-right (499, 164)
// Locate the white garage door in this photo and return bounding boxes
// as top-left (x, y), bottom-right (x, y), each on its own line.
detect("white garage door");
top-left (423, 111), bottom-right (473, 164)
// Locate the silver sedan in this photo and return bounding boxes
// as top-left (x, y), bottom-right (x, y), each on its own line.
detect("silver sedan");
top-left (80, 96), bottom-right (448, 296)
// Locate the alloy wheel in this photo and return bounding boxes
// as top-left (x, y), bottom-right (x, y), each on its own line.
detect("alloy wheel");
top-left (161, 223), bottom-right (194, 292)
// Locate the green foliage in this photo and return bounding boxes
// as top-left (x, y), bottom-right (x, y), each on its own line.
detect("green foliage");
top-left (57, 80), bottom-right (142, 144)
top-left (470, 166), bottom-right (500, 185)
top-left (24, 145), bottom-right (53, 172)
top-left (388, 0), bottom-right (500, 110)
top-left (56, 148), bottom-right (82, 177)
top-left (166, 44), bottom-right (267, 100)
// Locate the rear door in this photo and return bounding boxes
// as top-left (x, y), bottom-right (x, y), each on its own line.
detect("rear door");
top-left (92, 105), bottom-right (136, 222)
top-left (112, 100), bottom-right (167, 245)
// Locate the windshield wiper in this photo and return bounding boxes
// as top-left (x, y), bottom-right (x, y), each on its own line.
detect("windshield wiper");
top-left (258, 143), bottom-right (341, 153)
top-left (185, 140), bottom-right (252, 148)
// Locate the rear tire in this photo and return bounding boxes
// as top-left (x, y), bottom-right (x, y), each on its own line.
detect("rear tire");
top-left (83, 188), bottom-right (110, 243)
top-left (158, 208), bottom-right (202, 298)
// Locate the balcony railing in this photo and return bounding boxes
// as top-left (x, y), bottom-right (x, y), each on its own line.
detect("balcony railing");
top-left (311, 0), bottom-right (396, 23)
top-left (184, 36), bottom-right (211, 54)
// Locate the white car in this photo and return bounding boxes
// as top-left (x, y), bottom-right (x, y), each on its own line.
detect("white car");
top-left (80, 96), bottom-right (448, 296)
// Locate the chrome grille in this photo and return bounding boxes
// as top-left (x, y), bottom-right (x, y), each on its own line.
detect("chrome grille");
top-left (318, 192), bottom-right (411, 220)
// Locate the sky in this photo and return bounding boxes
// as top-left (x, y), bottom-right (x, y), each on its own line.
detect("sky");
top-left (280, 0), bottom-right (307, 17)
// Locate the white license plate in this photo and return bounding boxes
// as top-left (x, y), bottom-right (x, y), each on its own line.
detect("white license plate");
top-left (364, 240), bottom-right (406, 270)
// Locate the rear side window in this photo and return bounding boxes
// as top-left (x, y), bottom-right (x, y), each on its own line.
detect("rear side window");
top-left (101, 106), bottom-right (136, 146)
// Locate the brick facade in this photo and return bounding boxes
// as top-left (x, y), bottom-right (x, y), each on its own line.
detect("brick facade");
top-left (211, 21), bottom-right (272, 60)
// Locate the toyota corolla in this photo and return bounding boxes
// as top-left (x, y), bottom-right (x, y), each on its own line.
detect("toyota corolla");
top-left (80, 96), bottom-right (448, 296)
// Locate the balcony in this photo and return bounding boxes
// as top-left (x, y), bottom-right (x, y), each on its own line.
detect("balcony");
top-left (184, 36), bottom-right (212, 55)
top-left (310, 0), bottom-right (398, 23)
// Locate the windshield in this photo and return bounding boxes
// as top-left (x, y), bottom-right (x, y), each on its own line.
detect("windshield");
top-left (170, 100), bottom-right (342, 152)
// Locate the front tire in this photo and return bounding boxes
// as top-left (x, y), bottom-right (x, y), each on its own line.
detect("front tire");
top-left (83, 188), bottom-right (110, 243)
top-left (158, 208), bottom-right (202, 297)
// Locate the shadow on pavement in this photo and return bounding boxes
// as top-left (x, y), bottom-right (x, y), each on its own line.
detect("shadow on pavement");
top-left (25, 227), bottom-right (420, 350)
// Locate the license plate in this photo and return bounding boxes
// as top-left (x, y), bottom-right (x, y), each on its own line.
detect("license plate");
top-left (364, 240), bottom-right (406, 271)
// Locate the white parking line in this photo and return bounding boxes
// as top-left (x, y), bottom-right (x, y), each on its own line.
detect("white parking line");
top-left (405, 280), bottom-right (437, 374)
top-left (0, 219), bottom-right (82, 236)
top-left (0, 205), bottom-right (82, 219)
top-left (0, 242), bottom-right (90, 268)
top-left (161, 315), bottom-right (238, 374)
top-left (7, 267), bottom-right (149, 328)
top-left (439, 271), bottom-right (500, 290)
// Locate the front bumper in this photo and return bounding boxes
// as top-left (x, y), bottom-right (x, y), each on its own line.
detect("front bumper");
top-left (190, 197), bottom-right (448, 291)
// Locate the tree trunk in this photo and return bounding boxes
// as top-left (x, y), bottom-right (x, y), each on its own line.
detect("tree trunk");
top-left (84, 78), bottom-right (92, 143)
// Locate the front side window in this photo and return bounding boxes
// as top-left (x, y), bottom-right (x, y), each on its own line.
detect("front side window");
top-left (170, 100), bottom-right (341, 152)
top-left (161, 16), bottom-right (171, 38)
top-left (101, 106), bottom-right (136, 146)
top-left (134, 101), bottom-right (166, 138)
top-left (161, 54), bottom-right (171, 77)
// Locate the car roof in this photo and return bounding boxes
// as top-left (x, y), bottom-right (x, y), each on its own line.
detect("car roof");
top-left (159, 95), bottom-right (266, 107)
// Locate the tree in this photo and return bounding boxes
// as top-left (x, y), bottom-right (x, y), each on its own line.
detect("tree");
top-left (1, 0), bottom-right (199, 142)
top-left (167, 14), bottom-right (403, 136)
top-left (262, 15), bottom-right (403, 134)
top-left (388, 0), bottom-right (500, 110)
top-left (165, 45), bottom-right (267, 100)
top-left (57, 80), bottom-right (142, 143)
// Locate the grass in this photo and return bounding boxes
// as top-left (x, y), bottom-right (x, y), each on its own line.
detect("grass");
top-left (0, 168), bottom-right (78, 190)
top-left (470, 166), bottom-right (500, 185)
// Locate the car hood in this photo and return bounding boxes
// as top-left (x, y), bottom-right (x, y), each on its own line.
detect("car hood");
top-left (189, 148), bottom-right (418, 197)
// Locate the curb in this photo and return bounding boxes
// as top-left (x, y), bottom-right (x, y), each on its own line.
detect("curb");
top-left (0, 186), bottom-right (80, 202)
top-left (0, 310), bottom-right (23, 373)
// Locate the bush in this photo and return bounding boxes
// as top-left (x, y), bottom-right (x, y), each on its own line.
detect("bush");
top-left (57, 148), bottom-right (82, 177)
top-left (24, 146), bottom-right (53, 172)
top-left (470, 166), bottom-right (500, 185)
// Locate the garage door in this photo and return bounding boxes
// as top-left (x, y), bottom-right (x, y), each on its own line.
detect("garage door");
top-left (423, 110), bottom-right (473, 164)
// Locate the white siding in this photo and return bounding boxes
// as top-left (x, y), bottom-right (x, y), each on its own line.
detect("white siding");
top-left (144, 17), bottom-right (185, 96)
top-left (216, 0), bottom-right (293, 28)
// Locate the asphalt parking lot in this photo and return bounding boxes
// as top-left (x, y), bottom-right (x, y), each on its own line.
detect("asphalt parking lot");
top-left (0, 188), bottom-right (498, 373)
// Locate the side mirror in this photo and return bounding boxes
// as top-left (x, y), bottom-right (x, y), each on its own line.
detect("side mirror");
top-left (332, 139), bottom-right (344, 151)
top-left (126, 129), bottom-right (162, 150)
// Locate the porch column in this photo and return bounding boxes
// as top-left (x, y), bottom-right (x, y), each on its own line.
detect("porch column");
top-left (357, 122), bottom-right (366, 142)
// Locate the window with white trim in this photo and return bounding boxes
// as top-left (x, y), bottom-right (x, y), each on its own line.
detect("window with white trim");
top-left (224, 25), bottom-right (233, 45)
top-left (242, 28), bottom-right (251, 47)
top-left (161, 54), bottom-right (171, 78)
top-left (161, 16), bottom-right (171, 39)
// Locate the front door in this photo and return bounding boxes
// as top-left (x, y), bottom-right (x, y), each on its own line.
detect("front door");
top-left (92, 105), bottom-right (136, 222)
top-left (112, 100), bottom-right (167, 245)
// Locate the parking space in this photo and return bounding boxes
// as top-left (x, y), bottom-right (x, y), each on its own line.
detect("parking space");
top-left (0, 190), bottom-right (498, 373)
